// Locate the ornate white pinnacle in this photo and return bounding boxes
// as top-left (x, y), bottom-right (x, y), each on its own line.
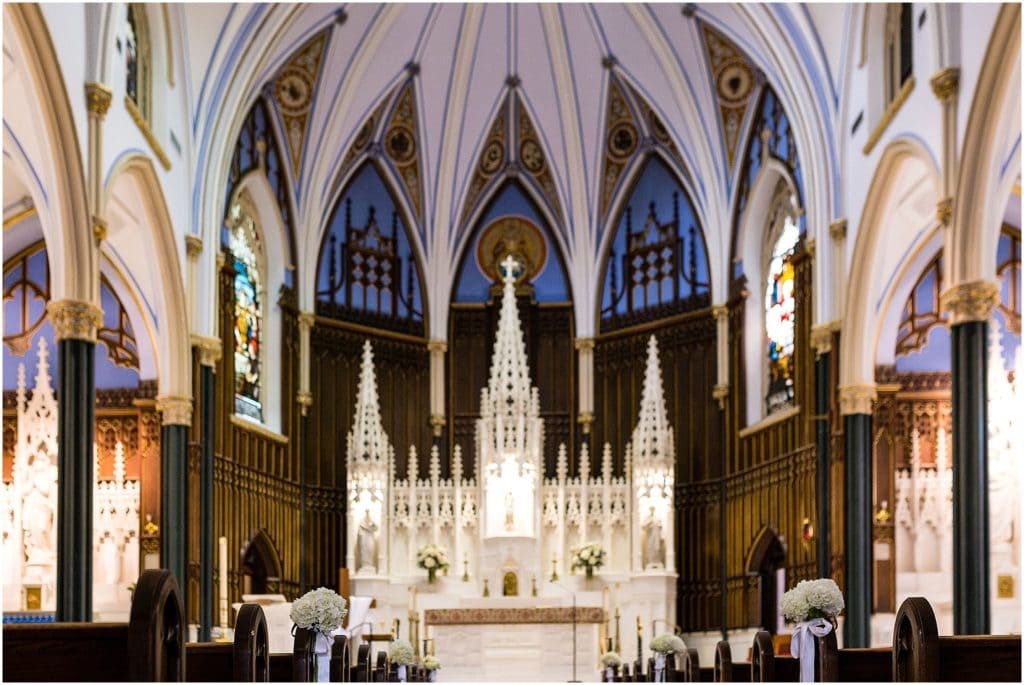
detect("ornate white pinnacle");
top-left (347, 340), bottom-right (392, 464)
top-left (482, 255), bottom-right (539, 421)
top-left (630, 335), bottom-right (674, 466)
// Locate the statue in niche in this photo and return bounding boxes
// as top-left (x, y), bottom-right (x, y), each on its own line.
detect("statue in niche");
top-left (503, 571), bottom-right (518, 597)
top-left (641, 507), bottom-right (665, 570)
top-left (989, 449), bottom-right (1018, 560)
top-left (504, 489), bottom-right (515, 531)
top-left (356, 509), bottom-right (379, 574)
top-left (22, 456), bottom-right (56, 565)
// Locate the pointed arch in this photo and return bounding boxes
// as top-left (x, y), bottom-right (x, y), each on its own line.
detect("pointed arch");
top-left (315, 161), bottom-right (427, 336)
top-left (101, 154), bottom-right (190, 400)
top-left (595, 155), bottom-right (711, 333)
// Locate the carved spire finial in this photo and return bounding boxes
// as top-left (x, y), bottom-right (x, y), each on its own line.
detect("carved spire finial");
top-left (630, 335), bottom-right (674, 466)
top-left (347, 340), bottom-right (392, 465)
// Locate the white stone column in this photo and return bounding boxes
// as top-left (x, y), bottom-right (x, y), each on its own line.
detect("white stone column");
top-left (712, 305), bottom-right (729, 408)
top-left (931, 68), bottom-right (960, 233)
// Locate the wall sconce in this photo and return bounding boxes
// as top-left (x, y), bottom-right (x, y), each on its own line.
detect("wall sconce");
top-left (802, 517), bottom-right (815, 542)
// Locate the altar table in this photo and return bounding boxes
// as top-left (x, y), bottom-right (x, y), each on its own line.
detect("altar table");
top-left (425, 605), bottom-right (604, 682)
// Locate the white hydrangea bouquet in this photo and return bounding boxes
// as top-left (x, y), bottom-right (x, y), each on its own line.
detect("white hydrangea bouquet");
top-left (570, 542), bottom-right (606, 578)
top-left (423, 655), bottom-right (441, 682)
top-left (600, 651), bottom-right (622, 679)
top-left (649, 634), bottom-right (685, 682)
top-left (390, 638), bottom-right (417, 682)
top-left (416, 543), bottom-right (450, 583)
top-left (289, 587), bottom-right (348, 682)
top-left (781, 578), bottom-right (845, 682)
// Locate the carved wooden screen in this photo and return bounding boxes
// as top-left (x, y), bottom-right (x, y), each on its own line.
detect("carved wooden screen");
top-left (316, 164), bottom-right (424, 336)
top-left (601, 159), bottom-right (710, 331)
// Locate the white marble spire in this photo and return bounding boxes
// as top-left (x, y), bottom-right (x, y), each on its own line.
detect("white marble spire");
top-left (347, 340), bottom-right (392, 464)
top-left (630, 335), bottom-right (674, 466)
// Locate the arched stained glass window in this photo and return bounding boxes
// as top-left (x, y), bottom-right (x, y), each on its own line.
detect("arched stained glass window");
top-left (765, 214), bottom-right (800, 414)
top-left (229, 202), bottom-right (264, 421)
top-left (125, 4), bottom-right (150, 121)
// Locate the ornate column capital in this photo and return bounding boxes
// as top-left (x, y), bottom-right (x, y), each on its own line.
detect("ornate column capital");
top-left (84, 81), bottom-right (113, 117)
top-left (838, 384), bottom-right (876, 415)
top-left (156, 395), bottom-right (194, 426)
top-left (429, 413), bottom-right (446, 437)
top-left (574, 337), bottom-right (595, 352)
top-left (185, 235), bottom-right (204, 260)
top-left (829, 218), bottom-right (847, 241)
top-left (298, 311), bottom-right (316, 331)
top-left (810, 323), bottom-right (834, 356)
top-left (297, 390), bottom-right (313, 416)
top-left (930, 67), bottom-right (960, 103)
top-left (427, 339), bottom-right (448, 354)
top-left (941, 280), bottom-right (1000, 325)
top-left (191, 334), bottom-right (222, 368)
top-left (711, 304), bottom-right (729, 321)
top-left (936, 197), bottom-right (953, 225)
top-left (576, 411), bottom-right (594, 434)
top-left (92, 216), bottom-right (108, 242)
top-left (47, 299), bottom-right (103, 343)
top-left (712, 384), bottom-right (729, 406)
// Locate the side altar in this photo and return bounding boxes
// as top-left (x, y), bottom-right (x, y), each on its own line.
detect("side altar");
top-left (346, 257), bottom-right (678, 672)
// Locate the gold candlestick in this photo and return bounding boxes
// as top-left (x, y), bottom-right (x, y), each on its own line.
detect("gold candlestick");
top-left (550, 558), bottom-right (559, 582)
top-left (462, 557), bottom-right (469, 582)
top-left (483, 578), bottom-right (490, 597)
top-left (615, 607), bottom-right (621, 653)
top-left (531, 575), bottom-right (538, 597)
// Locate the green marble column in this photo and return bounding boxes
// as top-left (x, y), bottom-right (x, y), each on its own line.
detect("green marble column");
top-left (843, 411), bottom-right (872, 648)
top-left (815, 352), bottom-right (832, 579)
top-left (159, 397), bottom-right (192, 620)
top-left (199, 365), bottom-right (215, 641)
top-left (951, 320), bottom-right (990, 634)
top-left (56, 337), bottom-right (96, 622)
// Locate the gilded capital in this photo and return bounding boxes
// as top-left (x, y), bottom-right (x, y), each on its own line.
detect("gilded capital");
top-left (429, 413), bottom-right (446, 437)
top-left (191, 334), bottom-right (222, 368)
top-left (829, 219), bottom-right (847, 241)
top-left (574, 337), bottom-right (595, 352)
top-left (930, 67), bottom-right (960, 103)
top-left (297, 390), bottom-right (313, 416)
top-left (92, 216), bottom-right (108, 242)
top-left (838, 384), bottom-right (876, 415)
top-left (577, 411), bottom-right (594, 434)
top-left (47, 299), bottom-right (103, 342)
top-left (156, 395), bottom-right (193, 426)
top-left (810, 324), bottom-right (833, 356)
top-left (185, 235), bottom-right (203, 260)
top-left (936, 197), bottom-right (953, 226)
top-left (712, 384), bottom-right (729, 405)
top-left (711, 304), bottom-right (729, 321)
top-left (427, 339), bottom-right (448, 355)
top-left (941, 280), bottom-right (1000, 325)
top-left (84, 82), bottom-right (113, 117)
top-left (298, 311), bottom-right (316, 331)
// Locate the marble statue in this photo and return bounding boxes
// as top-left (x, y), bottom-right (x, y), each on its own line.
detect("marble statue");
top-left (642, 507), bottom-right (665, 570)
top-left (356, 509), bottom-right (379, 574)
top-left (504, 490), bottom-right (515, 531)
top-left (22, 457), bottom-right (56, 564)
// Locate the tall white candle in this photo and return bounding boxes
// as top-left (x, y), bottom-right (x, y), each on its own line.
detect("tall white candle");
top-left (219, 536), bottom-right (228, 627)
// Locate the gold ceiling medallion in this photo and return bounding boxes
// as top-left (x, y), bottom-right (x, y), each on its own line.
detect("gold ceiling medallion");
top-left (271, 31), bottom-right (327, 177)
top-left (599, 79), bottom-right (640, 218)
top-left (476, 215), bottom-right (547, 288)
top-left (383, 82), bottom-right (424, 222)
top-left (700, 24), bottom-right (757, 167)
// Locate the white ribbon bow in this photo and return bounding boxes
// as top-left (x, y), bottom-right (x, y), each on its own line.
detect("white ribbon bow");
top-left (314, 631), bottom-right (334, 682)
top-left (396, 664), bottom-right (408, 682)
top-left (654, 652), bottom-right (667, 682)
top-left (790, 618), bottom-right (833, 682)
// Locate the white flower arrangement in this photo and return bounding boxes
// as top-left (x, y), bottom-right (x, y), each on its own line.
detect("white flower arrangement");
top-left (390, 638), bottom-right (417, 666)
top-left (289, 587), bottom-right (348, 634)
top-left (423, 655), bottom-right (441, 671)
top-left (649, 633), bottom-right (686, 655)
top-left (601, 651), bottom-right (623, 668)
top-left (780, 578), bottom-right (845, 623)
top-left (570, 542), bottom-right (606, 573)
top-left (416, 543), bottom-right (450, 574)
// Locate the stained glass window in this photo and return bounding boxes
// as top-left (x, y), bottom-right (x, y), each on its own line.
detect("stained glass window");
top-left (125, 4), bottom-right (149, 121)
top-left (765, 214), bottom-right (800, 414)
top-left (230, 204), bottom-right (263, 420)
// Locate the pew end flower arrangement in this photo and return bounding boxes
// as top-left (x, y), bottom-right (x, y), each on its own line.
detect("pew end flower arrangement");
top-left (570, 542), bottom-right (606, 579)
top-left (390, 638), bottom-right (417, 682)
top-left (289, 587), bottom-right (348, 682)
top-left (417, 543), bottom-right (450, 583)
top-left (781, 578), bottom-right (845, 682)
top-left (649, 634), bottom-right (686, 682)
top-left (601, 651), bottom-right (622, 679)
top-left (423, 655), bottom-right (441, 682)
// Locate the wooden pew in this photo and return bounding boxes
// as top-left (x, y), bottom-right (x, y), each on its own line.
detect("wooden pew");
top-left (678, 647), bottom-right (703, 682)
top-left (893, 596), bottom-right (1022, 682)
top-left (813, 629), bottom-right (890, 682)
top-left (2, 568), bottom-right (184, 682)
top-left (372, 650), bottom-right (389, 682)
top-left (352, 644), bottom-right (372, 682)
top-left (185, 603), bottom-right (270, 681)
top-left (751, 630), bottom-right (799, 682)
top-left (713, 641), bottom-right (750, 682)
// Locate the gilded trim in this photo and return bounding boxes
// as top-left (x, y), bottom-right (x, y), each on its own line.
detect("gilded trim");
top-left (185, 235), bottom-right (203, 259)
top-left (161, 3), bottom-right (174, 87)
top-left (230, 414), bottom-right (289, 445)
top-left (3, 205), bottom-right (37, 230)
top-left (47, 299), bottom-right (103, 343)
top-left (829, 218), bottom-right (847, 241)
top-left (838, 384), bottom-right (876, 415)
top-left (573, 337), bottom-right (595, 351)
top-left (810, 324), bottom-right (833, 356)
top-left (190, 334), bottom-right (222, 368)
top-left (940, 280), bottom-right (1000, 325)
top-left (863, 77), bottom-right (916, 155)
top-left (929, 67), bottom-right (960, 103)
top-left (156, 394), bottom-right (193, 426)
top-left (738, 405), bottom-right (800, 438)
top-left (125, 96), bottom-right (171, 170)
top-left (427, 339), bottom-right (448, 354)
top-left (84, 81), bottom-right (113, 116)
top-left (936, 197), bottom-right (953, 225)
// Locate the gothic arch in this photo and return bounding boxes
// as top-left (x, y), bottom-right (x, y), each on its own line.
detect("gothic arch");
top-left (102, 154), bottom-right (190, 400)
top-left (3, 4), bottom-right (92, 304)
top-left (239, 528), bottom-right (283, 595)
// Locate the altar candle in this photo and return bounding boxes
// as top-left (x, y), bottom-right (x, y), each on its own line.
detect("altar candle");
top-left (219, 536), bottom-right (228, 626)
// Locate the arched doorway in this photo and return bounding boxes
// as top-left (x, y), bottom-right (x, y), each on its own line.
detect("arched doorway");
top-left (746, 526), bottom-right (787, 633)
top-left (239, 529), bottom-right (282, 595)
